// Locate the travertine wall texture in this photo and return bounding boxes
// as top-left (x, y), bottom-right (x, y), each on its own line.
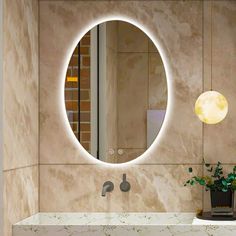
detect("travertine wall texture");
top-left (3, 0), bottom-right (39, 236)
top-left (39, 0), bottom-right (236, 213)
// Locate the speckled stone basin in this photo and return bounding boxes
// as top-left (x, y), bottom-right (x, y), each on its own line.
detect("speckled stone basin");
top-left (13, 212), bottom-right (236, 236)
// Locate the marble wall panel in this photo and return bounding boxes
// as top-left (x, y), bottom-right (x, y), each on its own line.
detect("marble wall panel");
top-left (4, 166), bottom-right (38, 236)
top-left (3, 0), bottom-right (39, 235)
top-left (0, 0), bottom-right (3, 235)
top-left (39, 0), bottom-right (202, 165)
top-left (203, 1), bottom-right (212, 91)
top-left (40, 164), bottom-right (202, 212)
top-left (3, 0), bottom-right (39, 170)
top-left (39, 0), bottom-right (204, 213)
top-left (204, 1), bottom-right (236, 164)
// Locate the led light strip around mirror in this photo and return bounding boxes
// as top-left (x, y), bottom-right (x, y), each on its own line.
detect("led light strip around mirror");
top-left (60, 16), bottom-right (173, 167)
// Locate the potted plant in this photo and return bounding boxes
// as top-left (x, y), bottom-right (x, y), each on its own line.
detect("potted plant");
top-left (185, 162), bottom-right (236, 216)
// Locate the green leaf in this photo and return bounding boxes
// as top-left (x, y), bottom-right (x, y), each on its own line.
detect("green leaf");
top-left (184, 161), bottom-right (236, 192)
top-left (232, 185), bottom-right (236, 190)
top-left (231, 180), bottom-right (236, 190)
top-left (222, 179), bottom-right (228, 186)
top-left (227, 173), bottom-right (235, 181)
top-left (199, 179), bottom-right (205, 185)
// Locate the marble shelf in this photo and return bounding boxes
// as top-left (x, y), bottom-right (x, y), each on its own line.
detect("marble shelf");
top-left (13, 212), bottom-right (236, 236)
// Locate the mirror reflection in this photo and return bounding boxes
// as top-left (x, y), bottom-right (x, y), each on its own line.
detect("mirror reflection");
top-left (65, 20), bottom-right (167, 163)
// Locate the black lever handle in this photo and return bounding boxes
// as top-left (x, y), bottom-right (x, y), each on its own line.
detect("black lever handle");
top-left (120, 174), bottom-right (131, 192)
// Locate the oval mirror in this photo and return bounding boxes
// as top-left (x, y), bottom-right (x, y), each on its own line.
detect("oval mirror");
top-left (64, 20), bottom-right (167, 164)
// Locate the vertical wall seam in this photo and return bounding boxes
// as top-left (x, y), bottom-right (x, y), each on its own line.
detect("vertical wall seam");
top-left (0, 0), bottom-right (3, 234)
top-left (38, 0), bottom-right (41, 213)
top-left (202, 0), bottom-right (205, 211)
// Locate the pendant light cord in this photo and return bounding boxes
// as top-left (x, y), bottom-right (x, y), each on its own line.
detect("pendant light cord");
top-left (202, 0), bottom-right (204, 93)
top-left (211, 0), bottom-right (213, 91)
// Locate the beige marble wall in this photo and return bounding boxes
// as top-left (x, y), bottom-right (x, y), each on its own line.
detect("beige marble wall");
top-left (4, 166), bottom-right (38, 236)
top-left (202, 0), bottom-right (236, 210)
top-left (0, 0), bottom-right (3, 235)
top-left (204, 1), bottom-right (236, 164)
top-left (40, 0), bottom-right (202, 165)
top-left (3, 0), bottom-right (39, 170)
top-left (39, 0), bottom-right (235, 213)
top-left (40, 164), bottom-right (202, 212)
top-left (3, 0), bottom-right (39, 235)
top-left (39, 0), bottom-right (203, 212)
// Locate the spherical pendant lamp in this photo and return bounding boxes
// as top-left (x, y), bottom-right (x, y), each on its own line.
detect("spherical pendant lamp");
top-left (195, 91), bottom-right (228, 124)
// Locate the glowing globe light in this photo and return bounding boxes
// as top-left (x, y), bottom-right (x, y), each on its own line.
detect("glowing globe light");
top-left (195, 91), bottom-right (228, 124)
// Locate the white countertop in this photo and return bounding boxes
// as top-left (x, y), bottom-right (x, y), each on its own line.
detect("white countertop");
top-left (13, 213), bottom-right (236, 236)
top-left (15, 212), bottom-right (236, 226)
top-left (15, 212), bottom-right (195, 226)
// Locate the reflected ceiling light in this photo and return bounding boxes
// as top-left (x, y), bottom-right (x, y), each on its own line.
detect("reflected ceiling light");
top-left (195, 91), bottom-right (228, 124)
top-left (67, 76), bottom-right (78, 82)
top-left (195, 1), bottom-right (228, 124)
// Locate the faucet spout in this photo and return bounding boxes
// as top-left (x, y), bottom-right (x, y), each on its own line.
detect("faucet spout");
top-left (101, 184), bottom-right (110, 197)
top-left (101, 181), bottom-right (114, 197)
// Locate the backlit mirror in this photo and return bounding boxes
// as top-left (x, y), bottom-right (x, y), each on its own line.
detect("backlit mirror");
top-left (64, 20), bottom-right (167, 164)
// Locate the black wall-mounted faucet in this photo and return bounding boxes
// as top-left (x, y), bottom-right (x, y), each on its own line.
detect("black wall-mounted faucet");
top-left (101, 181), bottom-right (114, 197)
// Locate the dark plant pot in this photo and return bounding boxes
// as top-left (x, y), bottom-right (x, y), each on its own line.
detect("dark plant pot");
top-left (210, 190), bottom-right (234, 216)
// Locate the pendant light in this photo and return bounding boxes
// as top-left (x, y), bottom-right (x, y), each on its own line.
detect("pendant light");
top-left (195, 1), bottom-right (228, 124)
